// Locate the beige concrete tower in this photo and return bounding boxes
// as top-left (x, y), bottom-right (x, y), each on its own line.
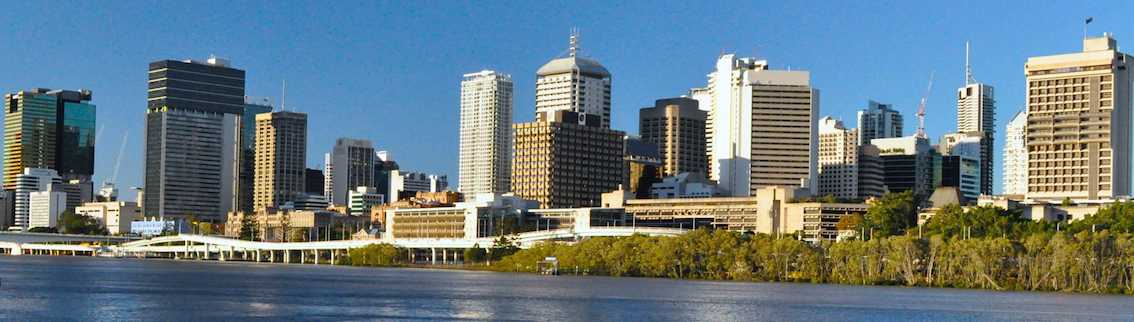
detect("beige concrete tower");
top-left (253, 111), bottom-right (308, 209)
top-left (817, 116), bottom-right (859, 198)
top-left (639, 97), bottom-right (708, 177)
top-left (1024, 34), bottom-right (1132, 200)
top-left (698, 55), bottom-right (819, 196)
top-left (512, 110), bottom-right (624, 209)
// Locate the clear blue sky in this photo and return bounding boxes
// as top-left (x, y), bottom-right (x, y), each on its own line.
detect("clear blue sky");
top-left (2, 1), bottom-right (1131, 201)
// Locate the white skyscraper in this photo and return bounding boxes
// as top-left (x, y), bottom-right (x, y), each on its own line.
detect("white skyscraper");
top-left (957, 43), bottom-right (996, 195)
top-left (535, 30), bottom-right (612, 128)
top-left (459, 70), bottom-right (514, 197)
top-left (817, 117), bottom-right (859, 198)
top-left (699, 54), bottom-right (819, 196)
top-left (1003, 110), bottom-right (1027, 195)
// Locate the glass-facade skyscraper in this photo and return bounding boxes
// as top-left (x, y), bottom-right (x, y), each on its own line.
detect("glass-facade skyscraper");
top-left (3, 88), bottom-right (96, 190)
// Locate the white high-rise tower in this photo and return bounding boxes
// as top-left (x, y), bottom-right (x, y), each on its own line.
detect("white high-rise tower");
top-left (535, 29), bottom-right (612, 128)
top-left (459, 70), bottom-right (514, 198)
top-left (696, 54), bottom-right (819, 196)
top-left (956, 42), bottom-right (996, 195)
top-left (1003, 110), bottom-right (1027, 195)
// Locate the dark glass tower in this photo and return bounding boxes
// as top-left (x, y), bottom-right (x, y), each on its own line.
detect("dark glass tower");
top-left (3, 88), bottom-right (95, 189)
top-left (144, 57), bottom-right (245, 222)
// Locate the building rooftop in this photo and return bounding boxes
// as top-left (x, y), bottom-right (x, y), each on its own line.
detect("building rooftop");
top-left (537, 56), bottom-right (610, 77)
top-left (537, 30), bottom-right (610, 77)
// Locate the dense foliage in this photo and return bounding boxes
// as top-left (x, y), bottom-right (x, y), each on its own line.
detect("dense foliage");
top-left (341, 243), bottom-right (407, 267)
top-left (56, 210), bottom-right (107, 235)
top-left (491, 198), bottom-right (1134, 294)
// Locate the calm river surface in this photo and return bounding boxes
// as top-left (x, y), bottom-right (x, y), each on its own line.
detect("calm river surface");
top-left (1, 256), bottom-right (1132, 321)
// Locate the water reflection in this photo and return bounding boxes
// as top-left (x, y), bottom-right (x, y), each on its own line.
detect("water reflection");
top-left (1, 256), bottom-right (1132, 321)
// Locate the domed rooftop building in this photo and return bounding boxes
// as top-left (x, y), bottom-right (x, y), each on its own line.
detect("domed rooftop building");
top-left (535, 29), bottom-right (612, 128)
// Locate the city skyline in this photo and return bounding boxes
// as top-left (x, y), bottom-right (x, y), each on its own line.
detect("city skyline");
top-left (3, 1), bottom-right (1132, 200)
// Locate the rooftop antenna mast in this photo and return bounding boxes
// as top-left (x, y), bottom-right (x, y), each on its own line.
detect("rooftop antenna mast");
top-left (281, 79), bottom-right (287, 111)
top-left (569, 28), bottom-right (580, 57)
top-left (965, 42), bottom-right (977, 85)
top-left (917, 71), bottom-right (936, 138)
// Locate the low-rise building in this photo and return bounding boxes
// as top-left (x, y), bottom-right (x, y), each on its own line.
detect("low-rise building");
top-left (76, 201), bottom-right (143, 234)
top-left (610, 186), bottom-right (868, 243)
top-left (650, 172), bottom-right (729, 199)
top-left (383, 194), bottom-right (534, 239)
top-left (348, 186), bottom-right (385, 215)
top-left (976, 195), bottom-right (1132, 222)
top-left (225, 208), bottom-right (367, 241)
top-left (526, 208), bottom-right (626, 231)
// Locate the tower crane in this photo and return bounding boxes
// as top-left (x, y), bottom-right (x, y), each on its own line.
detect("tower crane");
top-left (916, 71), bottom-right (935, 138)
top-left (99, 131), bottom-right (128, 201)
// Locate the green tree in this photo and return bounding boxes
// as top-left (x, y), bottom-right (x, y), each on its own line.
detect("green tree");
top-left (56, 210), bottom-right (107, 235)
top-left (1067, 201), bottom-right (1134, 234)
top-left (836, 213), bottom-right (864, 232)
top-left (464, 243), bottom-right (488, 264)
top-left (343, 243), bottom-right (406, 266)
top-left (862, 190), bottom-right (920, 238)
top-left (924, 204), bottom-right (1024, 239)
top-left (239, 212), bottom-right (259, 241)
top-left (490, 235), bottom-right (520, 260)
top-left (28, 227), bottom-right (58, 233)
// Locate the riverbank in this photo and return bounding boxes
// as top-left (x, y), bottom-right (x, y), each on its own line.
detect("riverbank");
top-left (485, 228), bottom-right (1134, 295)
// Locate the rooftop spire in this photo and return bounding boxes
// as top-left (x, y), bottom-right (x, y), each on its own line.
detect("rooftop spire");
top-left (965, 42), bottom-right (977, 85)
top-left (569, 28), bottom-right (580, 57)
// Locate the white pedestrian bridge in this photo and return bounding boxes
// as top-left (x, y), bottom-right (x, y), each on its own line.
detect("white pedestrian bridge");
top-left (0, 226), bottom-right (688, 264)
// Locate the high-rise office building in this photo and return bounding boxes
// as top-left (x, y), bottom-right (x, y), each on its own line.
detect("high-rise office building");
top-left (144, 57), bottom-right (244, 222)
top-left (817, 117), bottom-right (860, 198)
top-left (957, 44), bottom-right (996, 196)
top-left (28, 184), bottom-right (66, 230)
top-left (389, 172), bottom-right (449, 200)
top-left (697, 54), bottom-right (818, 196)
top-left (512, 110), bottom-right (624, 208)
top-left (857, 100), bottom-right (903, 145)
top-left (872, 136), bottom-right (935, 197)
top-left (459, 70), bottom-right (514, 197)
top-left (1003, 110), bottom-right (1028, 195)
top-left (305, 168), bottom-right (325, 195)
top-left (941, 155), bottom-right (981, 200)
top-left (3, 88), bottom-right (95, 189)
top-left (373, 151), bottom-right (399, 202)
top-left (1024, 34), bottom-right (1132, 200)
top-left (238, 97), bottom-right (273, 213)
top-left (535, 31), bottom-right (612, 128)
top-left (639, 97), bottom-right (708, 177)
top-left (324, 138), bottom-right (374, 206)
top-left (253, 111), bottom-right (308, 210)
top-left (857, 144), bottom-right (887, 198)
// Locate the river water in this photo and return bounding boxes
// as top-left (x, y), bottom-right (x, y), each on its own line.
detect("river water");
top-left (0, 256), bottom-right (1131, 321)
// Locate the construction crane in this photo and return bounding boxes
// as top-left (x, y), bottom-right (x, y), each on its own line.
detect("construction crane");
top-left (916, 71), bottom-right (935, 138)
top-left (99, 131), bottom-right (129, 201)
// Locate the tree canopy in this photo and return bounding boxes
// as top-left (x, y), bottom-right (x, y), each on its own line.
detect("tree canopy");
top-left (56, 210), bottom-right (107, 235)
top-left (861, 190), bottom-right (920, 238)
